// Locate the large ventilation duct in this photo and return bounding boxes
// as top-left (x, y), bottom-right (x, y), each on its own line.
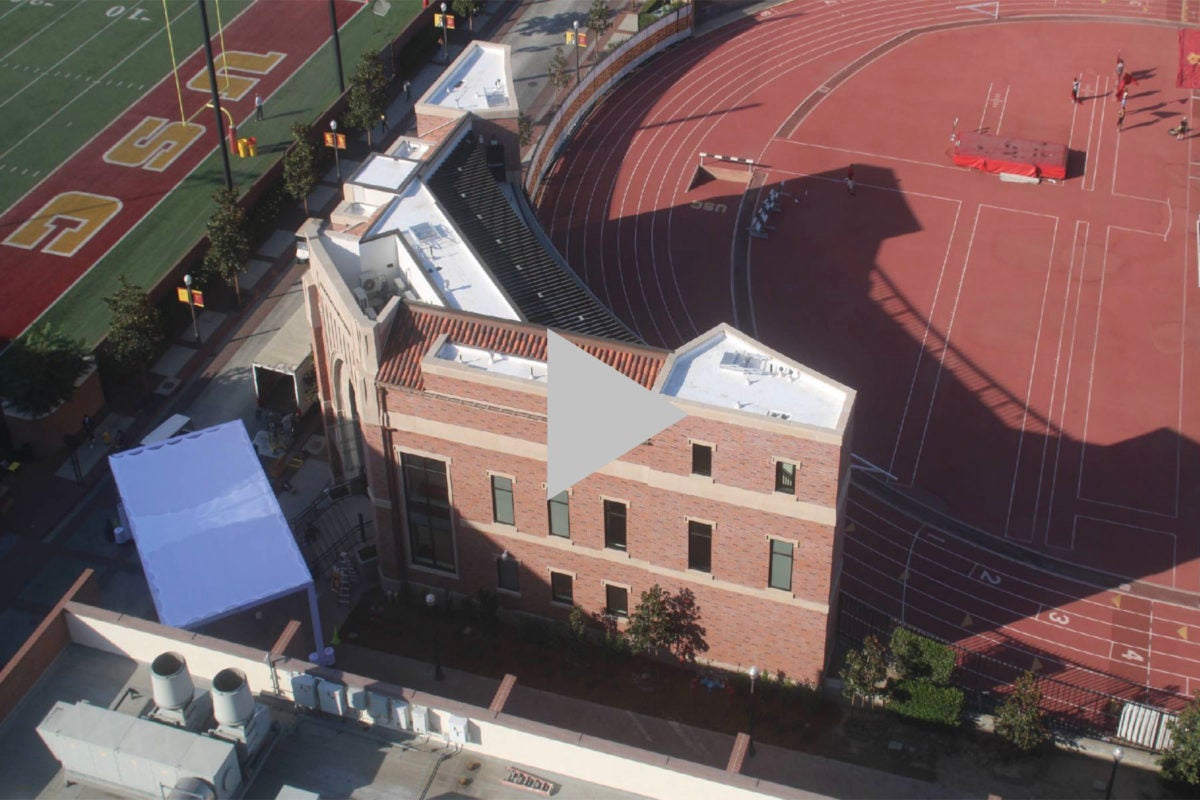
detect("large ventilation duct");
top-left (151, 652), bottom-right (194, 710)
top-left (212, 668), bottom-right (254, 727)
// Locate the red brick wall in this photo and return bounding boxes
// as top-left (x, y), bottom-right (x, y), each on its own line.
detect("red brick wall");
top-left (374, 373), bottom-right (842, 682)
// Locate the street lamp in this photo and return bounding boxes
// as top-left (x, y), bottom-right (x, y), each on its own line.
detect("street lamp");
top-left (183, 274), bottom-right (199, 341)
top-left (440, 2), bottom-right (449, 63)
top-left (425, 591), bottom-right (444, 682)
top-left (1104, 746), bottom-right (1124, 799)
top-left (329, 120), bottom-right (340, 182)
top-left (572, 19), bottom-right (580, 85)
top-left (747, 665), bottom-right (759, 758)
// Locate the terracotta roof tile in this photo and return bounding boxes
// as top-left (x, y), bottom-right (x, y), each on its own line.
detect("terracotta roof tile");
top-left (378, 303), bottom-right (666, 391)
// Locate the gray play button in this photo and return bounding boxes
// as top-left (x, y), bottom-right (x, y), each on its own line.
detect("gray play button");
top-left (546, 331), bottom-right (686, 499)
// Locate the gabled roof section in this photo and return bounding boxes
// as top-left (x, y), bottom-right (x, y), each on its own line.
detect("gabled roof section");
top-left (657, 324), bottom-right (854, 433)
top-left (378, 302), bottom-right (664, 391)
top-left (425, 133), bottom-right (638, 342)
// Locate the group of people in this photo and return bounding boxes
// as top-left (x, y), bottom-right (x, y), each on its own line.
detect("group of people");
top-left (1072, 54), bottom-right (1189, 138)
top-left (750, 186), bottom-right (788, 238)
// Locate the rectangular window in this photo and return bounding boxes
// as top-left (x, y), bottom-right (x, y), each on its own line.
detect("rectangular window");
top-left (492, 475), bottom-right (515, 525)
top-left (775, 461), bottom-right (796, 494)
top-left (548, 491), bottom-right (570, 538)
top-left (691, 443), bottom-right (712, 477)
top-left (401, 454), bottom-right (456, 572)
top-left (551, 571), bottom-right (573, 604)
top-left (603, 500), bottom-right (627, 551)
top-left (688, 520), bottom-right (712, 573)
top-left (769, 539), bottom-right (794, 591)
top-left (497, 556), bottom-right (519, 593)
top-left (605, 584), bottom-right (629, 618)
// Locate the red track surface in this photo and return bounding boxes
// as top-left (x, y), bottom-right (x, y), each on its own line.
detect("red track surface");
top-left (0, 0), bottom-right (362, 341)
top-left (538, 0), bottom-right (1200, 709)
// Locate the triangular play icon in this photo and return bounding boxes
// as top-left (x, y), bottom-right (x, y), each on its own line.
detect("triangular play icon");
top-left (546, 331), bottom-right (686, 499)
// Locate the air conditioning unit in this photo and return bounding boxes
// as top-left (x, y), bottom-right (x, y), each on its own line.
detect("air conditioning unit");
top-left (391, 700), bottom-right (411, 730)
top-left (365, 691), bottom-right (392, 726)
top-left (316, 679), bottom-right (348, 716)
top-left (360, 272), bottom-right (384, 294)
top-left (352, 286), bottom-right (369, 311)
top-left (446, 715), bottom-right (468, 744)
top-left (410, 704), bottom-right (429, 734)
top-left (291, 675), bottom-right (319, 709)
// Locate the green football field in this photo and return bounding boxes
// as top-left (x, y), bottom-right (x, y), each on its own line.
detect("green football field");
top-left (1, 0), bottom-right (420, 348)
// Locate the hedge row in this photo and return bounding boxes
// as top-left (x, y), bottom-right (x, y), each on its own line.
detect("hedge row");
top-left (888, 679), bottom-right (965, 726)
top-left (890, 627), bottom-right (956, 686)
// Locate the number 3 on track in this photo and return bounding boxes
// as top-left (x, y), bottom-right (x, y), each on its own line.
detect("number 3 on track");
top-left (1047, 611), bottom-right (1070, 626)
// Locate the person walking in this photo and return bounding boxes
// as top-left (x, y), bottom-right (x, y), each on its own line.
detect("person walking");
top-left (1120, 89), bottom-right (1128, 111)
top-left (1117, 106), bottom-right (1125, 131)
top-left (845, 164), bottom-right (856, 196)
top-left (1116, 54), bottom-right (1125, 81)
top-left (255, 94), bottom-right (264, 121)
top-left (82, 414), bottom-right (96, 445)
top-left (1178, 116), bottom-right (1190, 140)
top-left (404, 79), bottom-right (412, 101)
top-left (1071, 76), bottom-right (1081, 104)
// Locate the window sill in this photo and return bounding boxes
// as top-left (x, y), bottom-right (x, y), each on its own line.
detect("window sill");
top-left (766, 585), bottom-right (794, 596)
top-left (408, 562), bottom-right (459, 579)
top-left (686, 568), bottom-right (715, 580)
top-left (550, 599), bottom-right (575, 609)
top-left (497, 587), bottom-right (521, 598)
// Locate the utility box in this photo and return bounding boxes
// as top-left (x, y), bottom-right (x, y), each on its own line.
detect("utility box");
top-left (446, 715), bottom-right (468, 744)
top-left (410, 704), bottom-right (429, 734)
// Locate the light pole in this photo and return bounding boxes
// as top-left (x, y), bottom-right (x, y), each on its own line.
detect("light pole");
top-left (183, 274), bottom-right (199, 341)
top-left (747, 665), bottom-right (759, 758)
top-left (1104, 746), bottom-right (1124, 799)
top-left (425, 591), bottom-right (444, 682)
top-left (330, 120), bottom-right (341, 182)
top-left (572, 20), bottom-right (580, 85)
top-left (441, 2), bottom-right (449, 63)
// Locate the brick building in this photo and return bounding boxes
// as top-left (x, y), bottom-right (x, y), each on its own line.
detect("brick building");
top-left (300, 44), bottom-right (855, 682)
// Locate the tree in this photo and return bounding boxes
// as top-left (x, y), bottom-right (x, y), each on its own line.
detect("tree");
top-left (202, 186), bottom-right (251, 306)
top-left (585, 0), bottom-right (613, 53)
top-left (283, 123), bottom-right (318, 215)
top-left (993, 671), bottom-right (1049, 752)
top-left (1161, 691), bottom-right (1200, 788)
top-left (0, 323), bottom-right (88, 417)
top-left (451, 0), bottom-right (479, 31)
top-left (104, 275), bottom-right (164, 395)
top-left (547, 47), bottom-right (571, 99)
top-left (518, 112), bottom-right (534, 148)
top-left (840, 635), bottom-right (887, 703)
top-left (344, 53), bottom-right (389, 149)
top-left (626, 584), bottom-right (709, 664)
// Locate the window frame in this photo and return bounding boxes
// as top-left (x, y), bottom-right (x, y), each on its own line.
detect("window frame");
top-left (604, 582), bottom-right (629, 618)
top-left (774, 459), bottom-right (797, 495)
top-left (687, 518), bottom-right (713, 573)
top-left (690, 441), bottom-right (713, 477)
top-left (549, 570), bottom-right (574, 605)
top-left (496, 554), bottom-right (520, 594)
top-left (768, 538), bottom-right (794, 592)
top-left (603, 498), bottom-right (628, 551)
top-left (547, 490), bottom-right (571, 538)
top-left (491, 473), bottom-right (515, 526)
top-left (400, 452), bottom-right (457, 574)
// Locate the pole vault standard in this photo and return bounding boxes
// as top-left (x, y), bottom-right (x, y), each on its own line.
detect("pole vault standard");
top-left (197, 0), bottom-right (233, 191)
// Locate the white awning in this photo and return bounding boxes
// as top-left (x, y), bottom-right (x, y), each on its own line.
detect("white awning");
top-left (253, 304), bottom-right (312, 376)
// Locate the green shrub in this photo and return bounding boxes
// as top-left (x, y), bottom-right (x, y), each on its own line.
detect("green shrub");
top-left (888, 679), bottom-right (964, 727)
top-left (890, 627), bottom-right (956, 685)
top-left (994, 672), bottom-right (1050, 752)
top-left (1161, 691), bottom-right (1200, 788)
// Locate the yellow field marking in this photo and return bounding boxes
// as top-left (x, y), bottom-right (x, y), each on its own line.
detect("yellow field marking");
top-left (3, 192), bottom-right (121, 257)
top-left (185, 50), bottom-right (286, 102)
top-left (103, 116), bottom-right (205, 172)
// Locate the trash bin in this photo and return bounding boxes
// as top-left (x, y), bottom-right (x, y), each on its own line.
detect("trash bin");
top-left (247, 136), bottom-right (257, 157)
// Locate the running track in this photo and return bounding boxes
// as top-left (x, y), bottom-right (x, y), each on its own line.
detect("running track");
top-left (537, 0), bottom-right (1200, 713)
top-left (0, 0), bottom-right (363, 342)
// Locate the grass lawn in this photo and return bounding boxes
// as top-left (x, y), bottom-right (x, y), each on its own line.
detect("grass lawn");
top-left (18, 0), bottom-right (422, 348)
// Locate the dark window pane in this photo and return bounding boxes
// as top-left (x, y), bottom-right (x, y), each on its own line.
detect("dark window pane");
top-left (604, 500), bottom-right (627, 550)
top-left (769, 539), bottom-right (793, 591)
top-left (775, 461), bottom-right (796, 494)
top-left (492, 475), bottom-right (514, 525)
top-left (497, 557), bottom-right (519, 592)
top-left (688, 520), bottom-right (712, 572)
top-left (548, 491), bottom-right (570, 537)
top-left (605, 584), bottom-right (628, 617)
top-left (551, 572), bottom-right (573, 603)
top-left (401, 454), bottom-right (456, 572)
top-left (691, 443), bottom-right (712, 477)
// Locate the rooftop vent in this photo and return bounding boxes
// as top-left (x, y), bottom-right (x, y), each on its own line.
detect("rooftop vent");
top-left (767, 410), bottom-right (791, 420)
top-left (720, 351), bottom-right (769, 374)
top-left (149, 652), bottom-right (212, 732)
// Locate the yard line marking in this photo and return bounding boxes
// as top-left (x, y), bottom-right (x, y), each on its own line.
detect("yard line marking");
top-left (0, 0), bottom-right (75, 62)
top-left (0, 0), bottom-right (191, 164)
top-left (0, 1), bottom-right (33, 25)
top-left (0, 2), bottom-right (147, 111)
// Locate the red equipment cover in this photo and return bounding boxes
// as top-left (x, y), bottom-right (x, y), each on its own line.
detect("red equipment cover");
top-left (952, 131), bottom-right (1067, 180)
top-left (1179, 28), bottom-right (1200, 88)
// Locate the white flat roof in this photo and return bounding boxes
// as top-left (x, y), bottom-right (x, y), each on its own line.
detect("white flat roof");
top-left (428, 43), bottom-right (510, 111)
top-left (369, 181), bottom-right (520, 320)
top-left (436, 342), bottom-right (547, 382)
top-left (354, 153), bottom-right (418, 190)
top-left (661, 329), bottom-right (848, 429)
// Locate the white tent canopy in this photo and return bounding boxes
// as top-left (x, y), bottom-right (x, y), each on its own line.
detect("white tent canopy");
top-left (109, 420), bottom-right (326, 655)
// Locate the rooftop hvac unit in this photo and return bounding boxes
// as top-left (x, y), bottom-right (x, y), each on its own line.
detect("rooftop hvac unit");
top-left (365, 691), bottom-right (391, 725)
top-left (316, 679), bottom-right (348, 716)
top-left (166, 776), bottom-right (217, 800)
top-left (391, 699), bottom-right (411, 731)
top-left (290, 675), bottom-right (319, 709)
top-left (410, 704), bottom-right (430, 734)
top-left (208, 669), bottom-right (271, 762)
top-left (360, 272), bottom-right (384, 294)
top-left (446, 715), bottom-right (468, 744)
top-left (352, 286), bottom-right (370, 311)
top-left (148, 652), bottom-right (212, 732)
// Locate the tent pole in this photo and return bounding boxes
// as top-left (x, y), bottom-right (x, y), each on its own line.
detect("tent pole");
top-left (307, 584), bottom-right (328, 663)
